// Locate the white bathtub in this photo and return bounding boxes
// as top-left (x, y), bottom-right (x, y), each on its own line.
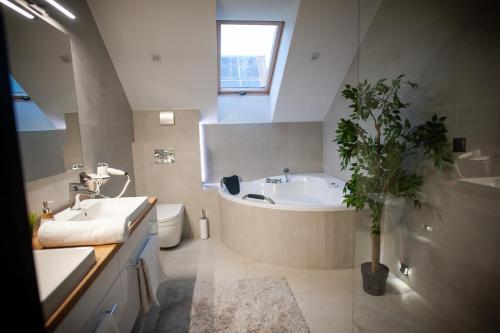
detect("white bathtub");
top-left (218, 173), bottom-right (348, 211)
top-left (218, 173), bottom-right (355, 269)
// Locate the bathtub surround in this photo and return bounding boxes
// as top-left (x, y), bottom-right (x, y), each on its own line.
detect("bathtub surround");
top-left (352, 0), bottom-right (500, 330)
top-left (203, 122), bottom-right (323, 183)
top-left (219, 195), bottom-right (355, 270)
top-left (132, 110), bottom-right (220, 239)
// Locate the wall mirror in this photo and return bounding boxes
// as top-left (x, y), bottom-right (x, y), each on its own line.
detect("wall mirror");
top-left (4, 11), bottom-right (81, 182)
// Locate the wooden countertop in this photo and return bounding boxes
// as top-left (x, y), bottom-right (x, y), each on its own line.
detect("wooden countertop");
top-left (33, 197), bottom-right (158, 332)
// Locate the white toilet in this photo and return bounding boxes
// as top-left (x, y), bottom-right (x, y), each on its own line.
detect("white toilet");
top-left (156, 204), bottom-right (184, 248)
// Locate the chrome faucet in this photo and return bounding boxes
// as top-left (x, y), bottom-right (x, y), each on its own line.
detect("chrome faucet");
top-left (283, 168), bottom-right (290, 182)
top-left (72, 193), bottom-right (84, 210)
top-left (69, 181), bottom-right (101, 210)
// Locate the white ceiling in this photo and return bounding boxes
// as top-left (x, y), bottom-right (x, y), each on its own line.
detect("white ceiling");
top-left (272, 0), bottom-right (358, 122)
top-left (87, 0), bottom-right (218, 123)
top-left (87, 0), bottom-right (358, 124)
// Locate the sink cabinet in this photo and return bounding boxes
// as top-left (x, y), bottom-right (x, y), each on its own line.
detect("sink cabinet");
top-left (55, 206), bottom-right (157, 333)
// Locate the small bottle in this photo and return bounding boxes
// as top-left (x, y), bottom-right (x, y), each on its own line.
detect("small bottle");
top-left (40, 201), bottom-right (55, 226)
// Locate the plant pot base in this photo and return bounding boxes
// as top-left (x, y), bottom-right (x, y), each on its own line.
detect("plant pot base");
top-left (361, 262), bottom-right (389, 296)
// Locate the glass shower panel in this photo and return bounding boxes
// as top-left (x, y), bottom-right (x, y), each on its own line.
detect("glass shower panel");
top-left (352, 0), bottom-right (500, 332)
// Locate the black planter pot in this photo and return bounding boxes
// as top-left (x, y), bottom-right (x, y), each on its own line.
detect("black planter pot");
top-left (361, 262), bottom-right (389, 296)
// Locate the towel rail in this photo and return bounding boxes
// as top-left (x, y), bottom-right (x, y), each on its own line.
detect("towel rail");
top-left (129, 235), bottom-right (150, 269)
top-left (242, 194), bottom-right (275, 204)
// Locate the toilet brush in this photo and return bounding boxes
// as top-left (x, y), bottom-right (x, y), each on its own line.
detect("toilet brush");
top-left (200, 209), bottom-right (208, 240)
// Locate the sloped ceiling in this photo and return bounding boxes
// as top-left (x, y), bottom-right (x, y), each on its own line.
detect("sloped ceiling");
top-left (272, 0), bottom-right (358, 122)
top-left (87, 0), bottom-right (218, 123)
top-left (88, 0), bottom-right (358, 124)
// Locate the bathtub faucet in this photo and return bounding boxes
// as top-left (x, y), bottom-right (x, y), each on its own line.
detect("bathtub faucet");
top-left (283, 168), bottom-right (290, 182)
top-left (266, 177), bottom-right (282, 184)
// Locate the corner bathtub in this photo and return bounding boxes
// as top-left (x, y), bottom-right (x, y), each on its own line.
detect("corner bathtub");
top-left (218, 173), bottom-right (356, 270)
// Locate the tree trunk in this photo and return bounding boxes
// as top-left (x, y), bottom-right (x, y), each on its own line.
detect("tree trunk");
top-left (371, 233), bottom-right (380, 273)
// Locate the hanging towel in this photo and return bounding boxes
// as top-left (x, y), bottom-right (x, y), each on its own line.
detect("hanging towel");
top-left (93, 313), bottom-right (120, 333)
top-left (38, 217), bottom-right (131, 247)
top-left (138, 234), bottom-right (166, 313)
top-left (222, 175), bottom-right (240, 195)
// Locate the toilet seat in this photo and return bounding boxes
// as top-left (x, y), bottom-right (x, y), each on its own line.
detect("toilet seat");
top-left (157, 204), bottom-right (184, 224)
top-left (156, 203), bottom-right (184, 248)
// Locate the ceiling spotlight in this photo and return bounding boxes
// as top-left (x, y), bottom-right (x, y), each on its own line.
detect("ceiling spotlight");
top-left (400, 262), bottom-right (409, 276)
top-left (44, 0), bottom-right (75, 19)
top-left (423, 224), bottom-right (432, 232)
top-left (0, 0), bottom-right (35, 19)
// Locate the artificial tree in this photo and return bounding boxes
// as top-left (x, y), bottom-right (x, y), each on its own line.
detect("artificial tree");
top-left (335, 75), bottom-right (452, 294)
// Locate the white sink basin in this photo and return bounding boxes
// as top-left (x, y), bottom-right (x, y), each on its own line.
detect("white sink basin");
top-left (55, 196), bottom-right (149, 223)
top-left (33, 247), bottom-right (96, 318)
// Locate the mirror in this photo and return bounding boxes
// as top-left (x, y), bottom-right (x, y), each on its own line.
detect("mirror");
top-left (4, 11), bottom-right (82, 182)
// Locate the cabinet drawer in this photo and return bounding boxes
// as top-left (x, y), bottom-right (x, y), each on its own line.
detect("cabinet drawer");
top-left (55, 256), bottom-right (120, 333)
top-left (82, 268), bottom-right (125, 333)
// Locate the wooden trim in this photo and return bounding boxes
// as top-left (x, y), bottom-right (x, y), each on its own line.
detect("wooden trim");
top-left (217, 20), bottom-right (284, 95)
top-left (36, 197), bottom-right (158, 332)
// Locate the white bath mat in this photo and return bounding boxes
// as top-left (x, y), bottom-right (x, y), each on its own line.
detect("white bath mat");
top-left (156, 276), bottom-right (310, 333)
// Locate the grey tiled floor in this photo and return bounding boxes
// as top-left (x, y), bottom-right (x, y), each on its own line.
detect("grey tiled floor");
top-left (158, 238), bottom-right (448, 333)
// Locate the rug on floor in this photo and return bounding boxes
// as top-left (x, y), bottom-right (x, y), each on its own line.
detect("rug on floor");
top-left (156, 276), bottom-right (310, 333)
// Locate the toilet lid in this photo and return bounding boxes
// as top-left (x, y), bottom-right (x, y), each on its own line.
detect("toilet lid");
top-left (157, 204), bottom-right (184, 222)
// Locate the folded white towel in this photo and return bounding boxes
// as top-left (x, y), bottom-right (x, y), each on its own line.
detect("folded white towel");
top-left (138, 235), bottom-right (166, 313)
top-left (93, 313), bottom-right (120, 333)
top-left (37, 217), bottom-right (131, 248)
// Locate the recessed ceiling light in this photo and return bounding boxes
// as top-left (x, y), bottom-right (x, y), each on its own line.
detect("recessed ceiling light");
top-left (151, 54), bottom-right (162, 62)
top-left (44, 0), bottom-right (75, 19)
top-left (0, 0), bottom-right (35, 19)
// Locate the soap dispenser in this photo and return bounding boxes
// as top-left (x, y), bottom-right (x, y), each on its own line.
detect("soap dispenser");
top-left (40, 201), bottom-right (54, 225)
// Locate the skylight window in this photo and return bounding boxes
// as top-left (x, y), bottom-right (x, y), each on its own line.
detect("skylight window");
top-left (217, 21), bottom-right (283, 95)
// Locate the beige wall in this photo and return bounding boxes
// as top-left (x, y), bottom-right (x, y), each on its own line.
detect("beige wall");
top-left (203, 122), bottom-right (323, 183)
top-left (352, 0), bottom-right (500, 331)
top-left (323, 53), bottom-right (358, 181)
top-left (62, 113), bottom-right (83, 170)
top-left (132, 110), bottom-right (220, 239)
top-left (23, 0), bottom-right (136, 208)
top-left (18, 130), bottom-right (66, 182)
top-left (56, 0), bottom-right (135, 198)
top-left (24, 170), bottom-right (80, 214)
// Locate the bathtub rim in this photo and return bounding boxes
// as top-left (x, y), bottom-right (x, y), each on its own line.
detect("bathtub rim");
top-left (216, 173), bottom-right (354, 212)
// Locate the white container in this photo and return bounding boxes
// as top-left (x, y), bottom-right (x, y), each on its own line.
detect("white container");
top-left (200, 218), bottom-right (208, 240)
top-left (156, 204), bottom-right (184, 248)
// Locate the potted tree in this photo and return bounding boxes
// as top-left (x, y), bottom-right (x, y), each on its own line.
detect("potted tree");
top-left (335, 75), bottom-right (452, 296)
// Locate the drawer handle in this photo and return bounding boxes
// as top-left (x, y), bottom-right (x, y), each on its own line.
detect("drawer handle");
top-left (104, 303), bottom-right (118, 315)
